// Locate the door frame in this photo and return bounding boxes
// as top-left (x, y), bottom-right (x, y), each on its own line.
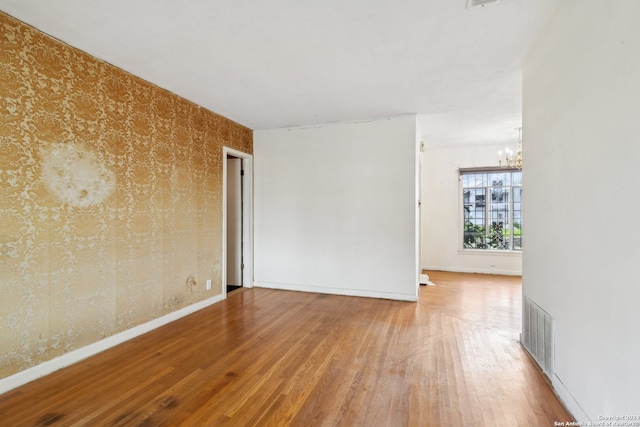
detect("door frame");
top-left (222, 147), bottom-right (253, 297)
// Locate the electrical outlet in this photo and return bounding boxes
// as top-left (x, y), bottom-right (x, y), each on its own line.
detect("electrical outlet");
top-left (206, 279), bottom-right (211, 290)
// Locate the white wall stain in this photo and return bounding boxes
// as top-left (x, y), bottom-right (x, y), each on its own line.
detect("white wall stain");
top-left (40, 142), bottom-right (115, 208)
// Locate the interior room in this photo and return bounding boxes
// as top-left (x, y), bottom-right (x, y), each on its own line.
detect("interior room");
top-left (0, 0), bottom-right (638, 424)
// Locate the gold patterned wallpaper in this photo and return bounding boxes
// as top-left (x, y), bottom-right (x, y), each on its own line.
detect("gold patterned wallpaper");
top-left (0, 12), bottom-right (252, 379)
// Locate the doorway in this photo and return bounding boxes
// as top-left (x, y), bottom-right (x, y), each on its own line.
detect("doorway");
top-left (223, 148), bottom-right (253, 296)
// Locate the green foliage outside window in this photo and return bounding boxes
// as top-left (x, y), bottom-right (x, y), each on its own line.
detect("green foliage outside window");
top-left (463, 201), bottom-right (522, 250)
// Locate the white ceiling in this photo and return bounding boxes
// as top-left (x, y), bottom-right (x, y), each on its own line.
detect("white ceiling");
top-left (0, 0), bottom-right (562, 147)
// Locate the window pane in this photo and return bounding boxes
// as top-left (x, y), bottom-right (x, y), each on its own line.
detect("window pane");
top-left (463, 173), bottom-right (487, 187)
top-left (488, 188), bottom-right (510, 250)
top-left (513, 187), bottom-right (522, 203)
top-left (463, 188), bottom-right (486, 248)
top-left (513, 186), bottom-right (522, 250)
top-left (489, 172), bottom-right (509, 187)
top-left (474, 173), bottom-right (488, 187)
top-left (512, 172), bottom-right (523, 186)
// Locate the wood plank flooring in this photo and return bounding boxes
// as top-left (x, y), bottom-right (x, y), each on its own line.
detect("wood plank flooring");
top-left (0, 271), bottom-right (573, 426)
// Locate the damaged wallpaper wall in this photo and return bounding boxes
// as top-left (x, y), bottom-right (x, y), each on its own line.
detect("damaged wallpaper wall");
top-left (0, 12), bottom-right (253, 379)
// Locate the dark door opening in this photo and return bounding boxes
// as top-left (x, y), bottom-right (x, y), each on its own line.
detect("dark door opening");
top-left (226, 155), bottom-right (243, 293)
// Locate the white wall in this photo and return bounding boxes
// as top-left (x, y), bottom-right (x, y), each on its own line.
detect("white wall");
top-left (421, 144), bottom-right (522, 275)
top-left (524, 0), bottom-right (640, 420)
top-left (254, 115), bottom-right (420, 301)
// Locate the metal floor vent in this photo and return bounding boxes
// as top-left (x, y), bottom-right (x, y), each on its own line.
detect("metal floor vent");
top-left (521, 297), bottom-right (555, 378)
top-left (466, 0), bottom-right (501, 9)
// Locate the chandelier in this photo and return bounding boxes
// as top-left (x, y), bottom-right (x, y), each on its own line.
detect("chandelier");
top-left (498, 127), bottom-right (522, 169)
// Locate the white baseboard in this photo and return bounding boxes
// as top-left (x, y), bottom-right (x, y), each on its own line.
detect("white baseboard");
top-left (552, 373), bottom-right (590, 423)
top-left (520, 332), bottom-right (589, 422)
top-left (253, 281), bottom-right (417, 302)
top-left (0, 293), bottom-right (225, 396)
top-left (422, 265), bottom-right (522, 276)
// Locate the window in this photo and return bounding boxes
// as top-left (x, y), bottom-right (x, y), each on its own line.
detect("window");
top-left (461, 169), bottom-right (522, 251)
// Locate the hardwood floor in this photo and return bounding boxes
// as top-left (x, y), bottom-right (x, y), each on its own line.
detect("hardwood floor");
top-left (0, 271), bottom-right (573, 426)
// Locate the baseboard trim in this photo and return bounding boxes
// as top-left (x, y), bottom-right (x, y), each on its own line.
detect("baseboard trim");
top-left (422, 265), bottom-right (522, 276)
top-left (0, 293), bottom-right (225, 396)
top-left (552, 373), bottom-right (590, 423)
top-left (253, 281), bottom-right (417, 302)
top-left (519, 336), bottom-right (586, 422)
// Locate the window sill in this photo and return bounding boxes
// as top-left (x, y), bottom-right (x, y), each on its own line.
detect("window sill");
top-left (458, 249), bottom-right (522, 257)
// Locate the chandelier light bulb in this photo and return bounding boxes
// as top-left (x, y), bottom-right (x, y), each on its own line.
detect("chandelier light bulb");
top-left (497, 127), bottom-right (523, 170)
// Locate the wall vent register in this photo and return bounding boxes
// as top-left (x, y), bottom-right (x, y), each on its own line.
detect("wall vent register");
top-left (522, 297), bottom-right (555, 378)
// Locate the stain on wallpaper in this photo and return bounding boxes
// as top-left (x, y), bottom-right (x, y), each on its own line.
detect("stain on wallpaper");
top-left (0, 12), bottom-right (252, 379)
top-left (40, 142), bottom-right (115, 207)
